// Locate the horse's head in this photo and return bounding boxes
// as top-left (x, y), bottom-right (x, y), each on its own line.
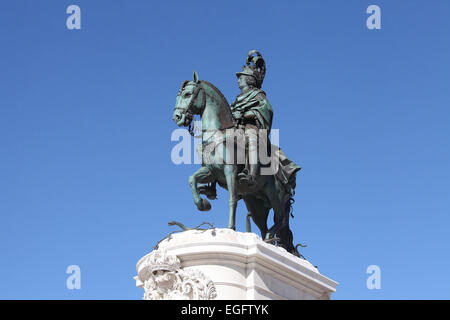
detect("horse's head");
top-left (172, 71), bottom-right (206, 128)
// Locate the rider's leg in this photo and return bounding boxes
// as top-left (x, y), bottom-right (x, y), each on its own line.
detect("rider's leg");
top-left (239, 126), bottom-right (259, 185)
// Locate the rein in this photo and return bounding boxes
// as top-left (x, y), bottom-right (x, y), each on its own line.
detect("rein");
top-left (174, 82), bottom-right (206, 136)
top-left (175, 81), bottom-right (235, 136)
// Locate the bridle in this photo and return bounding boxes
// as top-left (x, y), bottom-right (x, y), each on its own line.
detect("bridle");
top-left (174, 82), bottom-right (206, 136)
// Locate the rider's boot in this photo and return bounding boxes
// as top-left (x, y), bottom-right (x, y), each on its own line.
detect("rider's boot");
top-left (238, 128), bottom-right (259, 186)
top-left (238, 163), bottom-right (258, 186)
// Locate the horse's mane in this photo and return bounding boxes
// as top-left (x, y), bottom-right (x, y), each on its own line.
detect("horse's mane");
top-left (200, 80), bottom-right (230, 107)
top-left (179, 79), bottom-right (234, 123)
top-left (180, 79), bottom-right (229, 107)
top-left (200, 80), bottom-right (234, 124)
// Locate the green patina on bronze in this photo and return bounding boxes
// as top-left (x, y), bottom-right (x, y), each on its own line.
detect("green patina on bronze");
top-left (231, 88), bottom-right (273, 132)
top-left (172, 51), bottom-right (302, 256)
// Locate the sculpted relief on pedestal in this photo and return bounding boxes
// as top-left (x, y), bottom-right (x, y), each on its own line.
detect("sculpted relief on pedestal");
top-left (135, 249), bottom-right (217, 300)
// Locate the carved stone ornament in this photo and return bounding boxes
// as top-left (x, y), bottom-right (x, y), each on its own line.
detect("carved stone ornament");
top-left (135, 249), bottom-right (217, 300)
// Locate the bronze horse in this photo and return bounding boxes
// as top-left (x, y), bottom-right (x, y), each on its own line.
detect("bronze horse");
top-left (172, 71), bottom-right (300, 255)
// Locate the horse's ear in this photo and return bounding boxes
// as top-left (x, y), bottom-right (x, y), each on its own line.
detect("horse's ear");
top-left (193, 70), bottom-right (199, 83)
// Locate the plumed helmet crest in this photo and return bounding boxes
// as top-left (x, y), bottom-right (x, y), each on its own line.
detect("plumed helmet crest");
top-left (236, 50), bottom-right (266, 88)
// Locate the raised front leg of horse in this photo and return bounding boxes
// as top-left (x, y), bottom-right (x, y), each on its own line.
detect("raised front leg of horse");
top-left (189, 166), bottom-right (214, 211)
top-left (224, 164), bottom-right (238, 230)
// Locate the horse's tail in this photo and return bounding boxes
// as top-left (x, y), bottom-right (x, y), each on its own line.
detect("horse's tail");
top-left (282, 194), bottom-right (308, 258)
top-left (275, 193), bottom-right (295, 254)
top-left (288, 196), bottom-right (295, 218)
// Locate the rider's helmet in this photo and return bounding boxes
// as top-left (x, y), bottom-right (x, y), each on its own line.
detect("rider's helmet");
top-left (236, 50), bottom-right (266, 89)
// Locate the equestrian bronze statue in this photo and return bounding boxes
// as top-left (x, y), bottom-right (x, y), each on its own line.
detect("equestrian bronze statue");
top-left (172, 51), bottom-right (301, 255)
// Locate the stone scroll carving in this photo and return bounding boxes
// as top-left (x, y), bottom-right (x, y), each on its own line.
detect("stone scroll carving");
top-left (135, 249), bottom-right (217, 300)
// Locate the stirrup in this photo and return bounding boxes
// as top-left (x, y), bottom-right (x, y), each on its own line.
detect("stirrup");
top-left (238, 173), bottom-right (256, 186)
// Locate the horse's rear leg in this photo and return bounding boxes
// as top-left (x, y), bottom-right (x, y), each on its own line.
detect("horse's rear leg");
top-left (189, 166), bottom-right (214, 211)
top-left (224, 164), bottom-right (238, 230)
top-left (278, 226), bottom-right (295, 254)
top-left (243, 195), bottom-right (269, 238)
top-left (266, 189), bottom-right (294, 252)
top-left (264, 181), bottom-right (288, 241)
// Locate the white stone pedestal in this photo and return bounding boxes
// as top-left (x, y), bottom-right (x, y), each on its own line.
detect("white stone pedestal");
top-left (135, 228), bottom-right (337, 300)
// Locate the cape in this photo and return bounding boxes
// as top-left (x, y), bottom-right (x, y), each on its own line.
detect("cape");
top-left (230, 88), bottom-right (273, 131)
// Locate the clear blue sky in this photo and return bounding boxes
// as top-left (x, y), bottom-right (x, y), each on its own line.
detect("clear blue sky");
top-left (1, 0), bottom-right (449, 299)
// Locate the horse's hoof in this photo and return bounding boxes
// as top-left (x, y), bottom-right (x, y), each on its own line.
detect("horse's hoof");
top-left (197, 198), bottom-right (211, 211)
top-left (264, 237), bottom-right (280, 244)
